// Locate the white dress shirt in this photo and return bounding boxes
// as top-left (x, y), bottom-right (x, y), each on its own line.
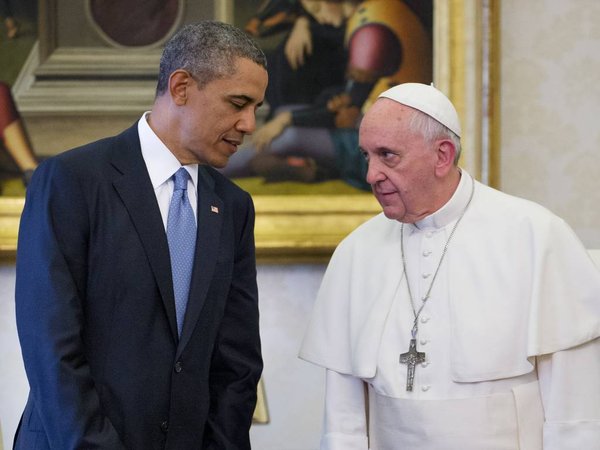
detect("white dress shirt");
top-left (137, 112), bottom-right (198, 228)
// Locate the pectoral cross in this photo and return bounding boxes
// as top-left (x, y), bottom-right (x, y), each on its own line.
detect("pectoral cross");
top-left (399, 338), bottom-right (426, 391)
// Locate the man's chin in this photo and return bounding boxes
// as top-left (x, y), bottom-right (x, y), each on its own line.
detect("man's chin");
top-left (211, 157), bottom-right (230, 169)
top-left (381, 206), bottom-right (404, 222)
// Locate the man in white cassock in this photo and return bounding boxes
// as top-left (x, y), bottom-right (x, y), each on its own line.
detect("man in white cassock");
top-left (299, 83), bottom-right (600, 450)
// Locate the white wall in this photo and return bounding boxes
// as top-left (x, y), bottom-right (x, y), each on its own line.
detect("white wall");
top-left (0, 264), bottom-right (28, 450)
top-left (500, 0), bottom-right (600, 248)
top-left (250, 264), bottom-right (326, 450)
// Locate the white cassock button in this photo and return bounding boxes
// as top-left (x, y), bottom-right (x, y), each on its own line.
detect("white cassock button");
top-left (421, 385), bottom-right (431, 392)
top-left (422, 273), bottom-right (431, 279)
top-left (425, 232), bottom-right (433, 238)
top-left (420, 316), bottom-right (430, 323)
top-left (423, 250), bottom-right (432, 257)
top-left (421, 361), bottom-right (430, 368)
top-left (420, 339), bottom-right (429, 345)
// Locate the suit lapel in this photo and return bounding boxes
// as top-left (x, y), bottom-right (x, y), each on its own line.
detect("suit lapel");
top-left (177, 167), bottom-right (223, 357)
top-left (110, 125), bottom-right (179, 341)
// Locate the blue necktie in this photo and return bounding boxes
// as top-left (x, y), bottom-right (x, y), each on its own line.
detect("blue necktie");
top-left (167, 168), bottom-right (197, 337)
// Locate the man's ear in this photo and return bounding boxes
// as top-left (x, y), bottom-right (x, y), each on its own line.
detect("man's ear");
top-left (169, 69), bottom-right (193, 106)
top-left (434, 140), bottom-right (457, 177)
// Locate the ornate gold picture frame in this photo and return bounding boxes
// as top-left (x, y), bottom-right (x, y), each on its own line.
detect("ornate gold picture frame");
top-left (0, 0), bottom-right (499, 261)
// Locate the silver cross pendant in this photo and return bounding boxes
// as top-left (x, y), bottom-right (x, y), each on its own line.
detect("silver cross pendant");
top-left (399, 338), bottom-right (426, 391)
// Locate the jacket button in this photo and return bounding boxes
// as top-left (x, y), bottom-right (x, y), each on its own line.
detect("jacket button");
top-left (160, 421), bottom-right (169, 432)
top-left (174, 361), bottom-right (183, 373)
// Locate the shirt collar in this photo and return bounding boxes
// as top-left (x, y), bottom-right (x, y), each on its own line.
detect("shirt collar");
top-left (409, 169), bottom-right (473, 231)
top-left (138, 112), bottom-right (198, 189)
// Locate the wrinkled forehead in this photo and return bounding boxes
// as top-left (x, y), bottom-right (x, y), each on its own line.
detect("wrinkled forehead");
top-left (360, 100), bottom-right (426, 150)
top-left (361, 99), bottom-right (416, 133)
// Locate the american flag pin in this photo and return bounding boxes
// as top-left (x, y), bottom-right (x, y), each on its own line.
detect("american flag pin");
top-left (211, 206), bottom-right (219, 213)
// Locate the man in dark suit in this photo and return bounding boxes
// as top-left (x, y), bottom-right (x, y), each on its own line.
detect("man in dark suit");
top-left (14, 20), bottom-right (268, 449)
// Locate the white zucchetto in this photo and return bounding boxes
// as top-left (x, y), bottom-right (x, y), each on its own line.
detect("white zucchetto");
top-left (378, 83), bottom-right (462, 137)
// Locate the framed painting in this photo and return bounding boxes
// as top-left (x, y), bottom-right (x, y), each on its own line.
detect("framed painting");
top-left (0, 0), bottom-right (500, 262)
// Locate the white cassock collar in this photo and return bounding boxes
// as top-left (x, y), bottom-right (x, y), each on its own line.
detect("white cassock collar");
top-left (408, 169), bottom-right (473, 232)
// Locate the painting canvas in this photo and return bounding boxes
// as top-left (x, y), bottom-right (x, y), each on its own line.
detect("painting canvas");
top-left (0, 0), bottom-right (37, 196)
top-left (223, 0), bottom-right (434, 198)
top-left (225, 0), bottom-right (436, 260)
top-left (0, 0), bottom-right (499, 261)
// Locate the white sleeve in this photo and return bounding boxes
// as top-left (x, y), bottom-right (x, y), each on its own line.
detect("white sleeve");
top-left (538, 337), bottom-right (600, 449)
top-left (321, 370), bottom-right (370, 450)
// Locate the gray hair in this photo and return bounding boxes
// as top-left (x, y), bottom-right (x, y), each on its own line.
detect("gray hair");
top-left (156, 20), bottom-right (267, 96)
top-left (408, 109), bottom-right (462, 164)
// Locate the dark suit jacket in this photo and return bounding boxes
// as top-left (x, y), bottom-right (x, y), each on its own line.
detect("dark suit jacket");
top-left (14, 124), bottom-right (262, 449)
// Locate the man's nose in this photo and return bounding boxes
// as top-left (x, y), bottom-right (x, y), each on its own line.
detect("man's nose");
top-left (236, 109), bottom-right (257, 134)
top-left (366, 159), bottom-right (385, 185)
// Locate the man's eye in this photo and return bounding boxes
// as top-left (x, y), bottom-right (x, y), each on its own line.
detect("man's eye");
top-left (380, 151), bottom-right (400, 165)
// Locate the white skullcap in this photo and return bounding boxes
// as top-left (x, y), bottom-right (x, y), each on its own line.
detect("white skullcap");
top-left (378, 83), bottom-right (461, 137)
